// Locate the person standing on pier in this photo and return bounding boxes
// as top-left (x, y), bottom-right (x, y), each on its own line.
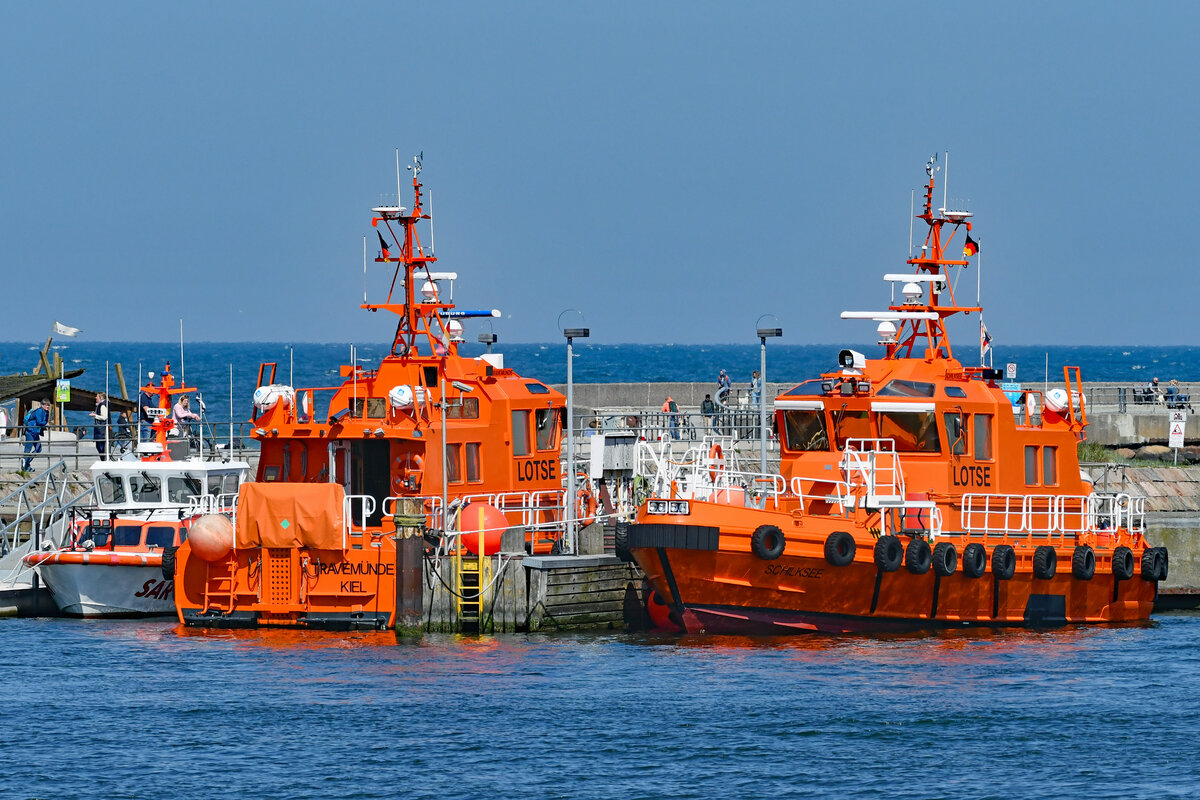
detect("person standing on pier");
top-left (21, 398), bottom-right (51, 473)
top-left (173, 395), bottom-right (201, 443)
top-left (750, 370), bottom-right (761, 407)
top-left (89, 392), bottom-right (109, 459)
top-left (717, 369), bottom-right (732, 406)
top-left (701, 393), bottom-right (716, 433)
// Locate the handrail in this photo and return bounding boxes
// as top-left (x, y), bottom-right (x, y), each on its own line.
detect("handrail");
top-left (0, 460), bottom-right (80, 556)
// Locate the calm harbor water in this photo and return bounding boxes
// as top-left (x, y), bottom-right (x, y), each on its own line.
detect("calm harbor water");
top-left (4, 613), bottom-right (1200, 799)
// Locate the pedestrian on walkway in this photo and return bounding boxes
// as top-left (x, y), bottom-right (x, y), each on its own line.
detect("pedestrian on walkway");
top-left (22, 398), bottom-right (51, 472)
top-left (89, 392), bottom-right (109, 458)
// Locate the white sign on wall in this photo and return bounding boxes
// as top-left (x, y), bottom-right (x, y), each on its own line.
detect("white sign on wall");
top-left (1169, 410), bottom-right (1187, 449)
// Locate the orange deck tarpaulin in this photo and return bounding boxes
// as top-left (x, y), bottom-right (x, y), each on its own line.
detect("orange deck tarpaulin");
top-left (235, 482), bottom-right (346, 549)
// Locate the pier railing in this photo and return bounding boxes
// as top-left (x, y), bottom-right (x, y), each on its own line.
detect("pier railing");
top-left (0, 422), bottom-right (260, 472)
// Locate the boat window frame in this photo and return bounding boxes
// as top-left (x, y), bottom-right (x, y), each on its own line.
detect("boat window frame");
top-left (944, 410), bottom-right (968, 456)
top-left (535, 408), bottom-right (559, 451)
top-left (97, 473), bottom-right (126, 505)
top-left (144, 525), bottom-right (176, 549)
top-left (1025, 445), bottom-right (1039, 485)
top-left (832, 408), bottom-right (873, 449)
top-left (446, 443), bottom-right (463, 484)
top-left (1043, 445), bottom-right (1058, 486)
top-left (465, 442), bottom-right (482, 483)
top-left (974, 414), bottom-right (994, 461)
top-left (446, 397), bottom-right (480, 420)
top-left (129, 473), bottom-right (162, 503)
top-left (877, 379), bottom-right (937, 398)
top-left (512, 410), bottom-right (531, 456)
top-left (112, 524), bottom-right (143, 547)
top-left (782, 409), bottom-right (830, 452)
top-left (877, 410), bottom-right (941, 453)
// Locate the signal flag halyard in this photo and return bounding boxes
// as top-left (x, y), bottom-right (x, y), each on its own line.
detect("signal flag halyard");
top-left (963, 233), bottom-right (979, 258)
top-left (377, 231), bottom-right (391, 259)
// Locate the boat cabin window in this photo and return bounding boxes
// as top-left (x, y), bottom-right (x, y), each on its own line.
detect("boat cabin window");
top-left (113, 525), bottom-right (142, 547)
top-left (207, 472), bottom-right (240, 496)
top-left (465, 443), bottom-right (482, 482)
top-left (84, 524), bottom-right (109, 547)
top-left (1043, 446), bottom-right (1058, 486)
top-left (447, 397), bottom-right (479, 419)
top-left (944, 412), bottom-right (967, 455)
top-left (1025, 445), bottom-right (1038, 485)
top-left (352, 398), bottom-right (387, 418)
top-left (97, 474), bottom-right (126, 504)
top-left (129, 474), bottom-right (161, 503)
top-left (878, 380), bottom-right (936, 398)
top-left (535, 408), bottom-right (559, 451)
top-left (783, 410), bottom-right (829, 451)
top-left (512, 411), bottom-right (530, 456)
top-left (944, 386), bottom-right (968, 398)
top-left (783, 380), bottom-right (826, 396)
top-left (833, 410), bottom-right (871, 448)
top-left (878, 411), bottom-right (940, 453)
top-left (145, 526), bottom-right (176, 548)
top-left (168, 475), bottom-right (204, 504)
top-left (525, 382), bottom-right (550, 394)
top-left (422, 367), bottom-right (439, 387)
top-left (446, 443), bottom-right (462, 483)
top-left (975, 414), bottom-right (993, 460)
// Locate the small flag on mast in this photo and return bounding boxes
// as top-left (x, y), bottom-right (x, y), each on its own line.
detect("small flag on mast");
top-left (377, 231), bottom-right (391, 260)
top-left (963, 233), bottom-right (979, 258)
top-left (980, 317), bottom-right (993, 365)
top-left (53, 321), bottom-right (81, 337)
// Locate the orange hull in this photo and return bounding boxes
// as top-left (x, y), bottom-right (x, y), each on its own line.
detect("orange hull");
top-left (630, 505), bottom-right (1158, 635)
top-left (175, 539), bottom-right (397, 631)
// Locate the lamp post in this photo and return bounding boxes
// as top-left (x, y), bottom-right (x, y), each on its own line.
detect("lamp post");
top-left (563, 326), bottom-right (589, 553)
top-left (756, 325), bottom-right (782, 483)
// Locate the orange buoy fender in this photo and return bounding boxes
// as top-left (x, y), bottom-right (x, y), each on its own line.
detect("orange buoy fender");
top-left (189, 514), bottom-right (235, 562)
top-left (459, 502), bottom-right (508, 556)
top-left (575, 474), bottom-right (596, 527)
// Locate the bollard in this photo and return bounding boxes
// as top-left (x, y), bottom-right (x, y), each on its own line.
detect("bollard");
top-left (394, 498), bottom-right (425, 637)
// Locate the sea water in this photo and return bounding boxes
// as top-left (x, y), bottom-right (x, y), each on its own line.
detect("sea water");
top-left (4, 341), bottom-right (1199, 432)
top-left (2, 614), bottom-right (1199, 799)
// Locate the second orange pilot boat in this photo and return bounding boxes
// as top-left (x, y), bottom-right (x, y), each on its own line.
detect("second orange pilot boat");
top-left (624, 156), bottom-right (1167, 634)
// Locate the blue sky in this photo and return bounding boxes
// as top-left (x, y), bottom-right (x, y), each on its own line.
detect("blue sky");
top-left (2, 3), bottom-right (1195, 347)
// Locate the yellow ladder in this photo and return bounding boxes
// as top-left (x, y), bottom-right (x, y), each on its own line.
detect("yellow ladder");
top-left (453, 548), bottom-right (492, 632)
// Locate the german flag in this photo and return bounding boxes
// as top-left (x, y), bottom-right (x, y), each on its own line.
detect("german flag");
top-left (963, 233), bottom-right (979, 258)
top-left (377, 231), bottom-right (391, 259)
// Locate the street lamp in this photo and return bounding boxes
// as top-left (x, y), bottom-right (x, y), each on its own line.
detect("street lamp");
top-left (756, 323), bottom-right (783, 485)
top-left (563, 326), bottom-right (589, 554)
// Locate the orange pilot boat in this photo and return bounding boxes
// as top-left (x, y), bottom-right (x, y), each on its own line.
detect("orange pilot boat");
top-left (623, 157), bottom-right (1168, 634)
top-left (174, 156), bottom-right (571, 630)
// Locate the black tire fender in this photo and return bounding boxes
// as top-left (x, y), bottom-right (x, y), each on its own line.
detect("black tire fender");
top-left (1072, 545), bottom-right (1096, 580)
top-left (1112, 546), bottom-right (1135, 580)
top-left (614, 521), bottom-right (633, 563)
top-left (1033, 545), bottom-right (1057, 580)
top-left (1141, 547), bottom-right (1163, 582)
top-left (992, 544), bottom-right (1016, 580)
top-left (751, 525), bottom-right (785, 561)
top-left (874, 535), bottom-right (902, 572)
top-left (962, 543), bottom-right (987, 578)
top-left (905, 537), bottom-right (932, 575)
top-left (161, 545), bottom-right (178, 581)
top-left (824, 531), bottom-right (856, 567)
top-left (1157, 547), bottom-right (1170, 581)
top-left (932, 542), bottom-right (957, 577)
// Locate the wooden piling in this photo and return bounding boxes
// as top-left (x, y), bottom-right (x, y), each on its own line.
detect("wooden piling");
top-left (394, 498), bottom-right (425, 637)
top-left (114, 363), bottom-right (129, 400)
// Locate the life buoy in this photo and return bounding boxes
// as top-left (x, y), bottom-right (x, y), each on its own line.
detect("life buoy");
top-left (708, 443), bottom-right (724, 482)
top-left (575, 474), bottom-right (596, 527)
top-left (392, 453), bottom-right (425, 494)
top-left (751, 525), bottom-right (785, 560)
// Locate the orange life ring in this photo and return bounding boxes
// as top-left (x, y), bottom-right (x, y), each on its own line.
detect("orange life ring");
top-left (575, 474), bottom-right (597, 527)
top-left (708, 443), bottom-right (724, 481)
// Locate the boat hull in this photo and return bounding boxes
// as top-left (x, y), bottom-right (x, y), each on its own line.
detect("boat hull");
top-left (630, 518), bottom-right (1158, 635)
top-left (36, 562), bottom-right (175, 617)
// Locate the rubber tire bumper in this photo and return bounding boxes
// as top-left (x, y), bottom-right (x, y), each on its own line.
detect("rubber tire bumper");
top-left (161, 545), bottom-right (177, 581)
top-left (874, 535), bottom-right (902, 572)
top-left (1072, 545), bottom-right (1096, 580)
top-left (751, 525), bottom-right (785, 561)
top-left (932, 542), bottom-right (957, 577)
top-left (905, 537), bottom-right (932, 575)
top-left (992, 544), bottom-right (1016, 580)
top-left (1113, 546), bottom-right (1135, 580)
top-left (824, 531), bottom-right (856, 567)
top-left (962, 543), bottom-right (987, 578)
top-left (1142, 547), bottom-right (1169, 581)
top-left (614, 522), bottom-right (633, 563)
top-left (1033, 546), bottom-right (1057, 580)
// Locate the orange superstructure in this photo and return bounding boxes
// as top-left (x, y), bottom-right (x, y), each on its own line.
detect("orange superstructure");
top-left (175, 157), bottom-right (568, 630)
top-left (624, 157), bottom-right (1167, 634)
